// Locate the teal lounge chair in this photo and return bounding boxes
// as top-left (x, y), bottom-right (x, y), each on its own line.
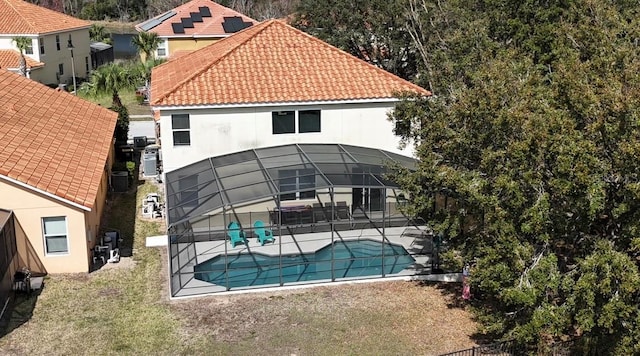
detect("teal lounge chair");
top-left (254, 220), bottom-right (275, 246)
top-left (227, 221), bottom-right (247, 248)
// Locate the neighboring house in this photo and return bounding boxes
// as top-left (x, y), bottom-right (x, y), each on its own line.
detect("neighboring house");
top-left (135, 0), bottom-right (256, 60)
top-left (150, 19), bottom-right (430, 174)
top-left (0, 0), bottom-right (91, 85)
top-left (0, 49), bottom-right (44, 76)
top-left (0, 70), bottom-right (117, 275)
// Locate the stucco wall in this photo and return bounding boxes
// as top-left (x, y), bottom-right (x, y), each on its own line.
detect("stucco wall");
top-left (167, 37), bottom-right (218, 57)
top-left (159, 102), bottom-right (411, 173)
top-left (0, 29), bottom-right (90, 86)
top-left (0, 180), bottom-right (91, 273)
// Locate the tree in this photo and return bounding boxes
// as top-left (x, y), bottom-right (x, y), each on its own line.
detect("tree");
top-left (89, 24), bottom-right (112, 45)
top-left (83, 63), bottom-right (133, 142)
top-left (293, 0), bottom-right (419, 81)
top-left (12, 37), bottom-right (31, 77)
top-left (131, 31), bottom-right (161, 62)
top-left (390, 0), bottom-right (640, 352)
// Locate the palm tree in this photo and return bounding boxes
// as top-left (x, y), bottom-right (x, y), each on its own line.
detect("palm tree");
top-left (132, 57), bottom-right (166, 88)
top-left (131, 31), bottom-right (161, 62)
top-left (86, 62), bottom-right (132, 108)
top-left (12, 36), bottom-right (31, 77)
top-left (89, 24), bottom-right (112, 45)
top-left (84, 63), bottom-right (133, 142)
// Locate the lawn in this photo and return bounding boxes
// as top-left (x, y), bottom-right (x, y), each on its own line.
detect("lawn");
top-left (0, 181), bottom-right (478, 355)
top-left (79, 88), bottom-right (153, 117)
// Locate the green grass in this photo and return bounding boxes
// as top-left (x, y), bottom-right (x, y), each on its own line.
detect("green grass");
top-left (0, 181), bottom-right (478, 355)
top-left (79, 88), bottom-right (152, 117)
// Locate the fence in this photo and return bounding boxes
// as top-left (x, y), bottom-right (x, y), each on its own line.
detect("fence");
top-left (439, 340), bottom-right (522, 356)
top-left (439, 339), bottom-right (575, 356)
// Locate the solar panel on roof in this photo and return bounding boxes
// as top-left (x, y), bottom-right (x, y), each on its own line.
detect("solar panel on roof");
top-left (139, 11), bottom-right (176, 31)
top-left (139, 19), bottom-right (161, 31)
top-left (172, 23), bottom-right (185, 34)
top-left (199, 6), bottom-right (212, 17)
top-left (190, 12), bottom-right (203, 22)
top-left (181, 18), bottom-right (194, 28)
top-left (157, 11), bottom-right (176, 22)
top-left (222, 16), bottom-right (252, 33)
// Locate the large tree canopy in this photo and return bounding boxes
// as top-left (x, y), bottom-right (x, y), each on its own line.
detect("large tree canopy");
top-left (390, 0), bottom-right (640, 352)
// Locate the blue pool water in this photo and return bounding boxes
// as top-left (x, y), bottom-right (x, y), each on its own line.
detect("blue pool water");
top-left (194, 239), bottom-right (415, 289)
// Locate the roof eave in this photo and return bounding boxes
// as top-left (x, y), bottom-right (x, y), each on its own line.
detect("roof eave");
top-left (0, 174), bottom-right (92, 211)
top-left (151, 97), bottom-right (407, 111)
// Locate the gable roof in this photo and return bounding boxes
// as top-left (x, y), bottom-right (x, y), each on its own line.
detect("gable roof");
top-left (0, 50), bottom-right (44, 70)
top-left (0, 0), bottom-right (90, 35)
top-left (0, 71), bottom-right (117, 209)
top-left (136, 0), bottom-right (256, 38)
top-left (150, 20), bottom-right (430, 107)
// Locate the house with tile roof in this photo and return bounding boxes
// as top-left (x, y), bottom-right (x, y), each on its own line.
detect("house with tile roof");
top-left (152, 20), bottom-right (432, 297)
top-left (151, 19), bottom-right (430, 173)
top-left (135, 0), bottom-right (256, 60)
top-left (0, 70), bottom-right (117, 274)
top-left (0, 0), bottom-right (91, 86)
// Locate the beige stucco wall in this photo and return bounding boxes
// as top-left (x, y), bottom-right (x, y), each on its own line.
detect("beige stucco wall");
top-left (0, 179), bottom-right (91, 273)
top-left (33, 28), bottom-right (91, 86)
top-left (167, 37), bottom-right (218, 57)
top-left (84, 142), bottom-right (114, 247)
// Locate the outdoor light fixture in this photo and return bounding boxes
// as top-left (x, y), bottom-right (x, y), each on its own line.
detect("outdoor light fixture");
top-left (67, 39), bottom-right (77, 95)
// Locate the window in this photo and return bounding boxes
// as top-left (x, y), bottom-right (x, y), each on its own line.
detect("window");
top-left (58, 63), bottom-right (64, 76)
top-left (85, 56), bottom-right (89, 73)
top-left (56, 35), bottom-right (60, 50)
top-left (43, 217), bottom-right (68, 254)
top-left (279, 169), bottom-right (316, 201)
top-left (39, 38), bottom-right (45, 54)
top-left (272, 110), bottom-right (321, 134)
top-left (272, 111), bottom-right (295, 134)
top-left (157, 40), bottom-right (167, 57)
top-left (172, 114), bottom-right (190, 146)
top-left (24, 39), bottom-right (33, 55)
top-left (299, 110), bottom-right (321, 133)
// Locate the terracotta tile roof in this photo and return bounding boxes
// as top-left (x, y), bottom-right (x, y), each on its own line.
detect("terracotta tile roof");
top-left (169, 49), bottom-right (194, 59)
top-left (0, 0), bottom-right (90, 34)
top-left (0, 49), bottom-right (44, 70)
top-left (0, 71), bottom-right (117, 209)
top-left (151, 20), bottom-right (430, 106)
top-left (136, 0), bottom-right (256, 38)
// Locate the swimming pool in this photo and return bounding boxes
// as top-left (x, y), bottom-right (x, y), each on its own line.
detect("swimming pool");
top-left (194, 239), bottom-right (415, 289)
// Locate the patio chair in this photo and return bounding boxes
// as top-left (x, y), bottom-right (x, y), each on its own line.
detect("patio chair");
top-left (336, 201), bottom-right (350, 220)
top-left (227, 221), bottom-right (248, 248)
top-left (254, 220), bottom-right (275, 246)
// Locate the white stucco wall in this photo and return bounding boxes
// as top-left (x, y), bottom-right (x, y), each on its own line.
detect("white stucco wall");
top-left (158, 101), bottom-right (412, 173)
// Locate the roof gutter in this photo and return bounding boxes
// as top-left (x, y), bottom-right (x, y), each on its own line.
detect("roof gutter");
top-left (151, 97), bottom-right (401, 111)
top-left (0, 174), bottom-right (91, 212)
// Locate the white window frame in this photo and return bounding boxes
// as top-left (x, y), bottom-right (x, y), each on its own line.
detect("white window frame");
top-left (171, 114), bottom-right (191, 146)
top-left (39, 37), bottom-right (45, 55)
top-left (25, 39), bottom-right (33, 55)
top-left (157, 39), bottom-right (167, 57)
top-left (56, 35), bottom-right (60, 51)
top-left (42, 216), bottom-right (69, 255)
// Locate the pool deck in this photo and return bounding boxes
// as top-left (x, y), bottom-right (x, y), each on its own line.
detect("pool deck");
top-left (174, 226), bottom-right (434, 297)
